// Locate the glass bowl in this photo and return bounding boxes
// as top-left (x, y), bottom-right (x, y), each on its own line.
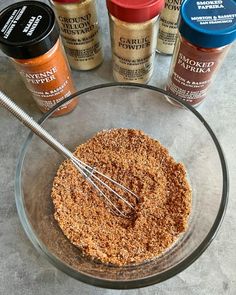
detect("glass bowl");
top-left (15, 83), bottom-right (228, 289)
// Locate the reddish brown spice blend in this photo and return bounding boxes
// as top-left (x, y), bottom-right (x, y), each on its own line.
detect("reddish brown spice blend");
top-left (51, 129), bottom-right (191, 266)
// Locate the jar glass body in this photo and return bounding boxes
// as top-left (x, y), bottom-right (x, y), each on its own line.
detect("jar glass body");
top-left (51, 0), bottom-right (103, 70)
top-left (156, 0), bottom-right (182, 55)
top-left (166, 33), bottom-right (230, 106)
top-left (12, 39), bottom-right (77, 116)
top-left (109, 14), bottom-right (158, 84)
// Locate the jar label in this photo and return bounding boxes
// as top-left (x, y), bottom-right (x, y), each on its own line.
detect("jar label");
top-left (53, 0), bottom-right (103, 70)
top-left (19, 65), bottom-right (74, 112)
top-left (185, 0), bottom-right (236, 30)
top-left (13, 40), bottom-right (77, 115)
top-left (167, 37), bottom-right (229, 105)
top-left (157, 0), bottom-right (182, 54)
top-left (110, 17), bottom-right (158, 83)
top-left (0, 4), bottom-right (51, 42)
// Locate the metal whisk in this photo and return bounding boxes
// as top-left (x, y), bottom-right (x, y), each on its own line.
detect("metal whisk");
top-left (0, 91), bottom-right (139, 218)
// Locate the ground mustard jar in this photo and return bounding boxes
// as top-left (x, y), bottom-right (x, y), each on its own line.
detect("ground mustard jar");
top-left (0, 1), bottom-right (77, 116)
top-left (51, 0), bottom-right (103, 70)
top-left (106, 0), bottom-right (164, 83)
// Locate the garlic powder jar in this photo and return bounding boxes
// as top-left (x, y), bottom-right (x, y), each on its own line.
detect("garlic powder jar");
top-left (106, 0), bottom-right (164, 83)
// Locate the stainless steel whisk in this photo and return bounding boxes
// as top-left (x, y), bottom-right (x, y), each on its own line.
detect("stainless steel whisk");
top-left (0, 91), bottom-right (139, 218)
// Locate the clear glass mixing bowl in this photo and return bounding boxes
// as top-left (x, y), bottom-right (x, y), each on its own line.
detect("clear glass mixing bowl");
top-left (15, 83), bottom-right (228, 289)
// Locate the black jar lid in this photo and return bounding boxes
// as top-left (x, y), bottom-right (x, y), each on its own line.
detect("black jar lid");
top-left (0, 1), bottom-right (60, 59)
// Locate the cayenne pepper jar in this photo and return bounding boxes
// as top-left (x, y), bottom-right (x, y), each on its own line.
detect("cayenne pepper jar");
top-left (0, 1), bottom-right (77, 117)
top-left (106, 0), bottom-right (164, 83)
top-left (50, 0), bottom-right (103, 70)
top-left (166, 0), bottom-right (236, 107)
top-left (156, 0), bottom-right (183, 55)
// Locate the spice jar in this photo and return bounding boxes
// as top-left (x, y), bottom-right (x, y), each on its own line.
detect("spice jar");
top-left (166, 0), bottom-right (236, 107)
top-left (156, 0), bottom-right (182, 55)
top-left (50, 0), bottom-right (103, 70)
top-left (0, 1), bottom-right (77, 117)
top-left (106, 0), bottom-right (164, 83)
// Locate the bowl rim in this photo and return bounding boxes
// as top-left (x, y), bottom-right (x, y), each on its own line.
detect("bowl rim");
top-left (15, 82), bottom-right (229, 289)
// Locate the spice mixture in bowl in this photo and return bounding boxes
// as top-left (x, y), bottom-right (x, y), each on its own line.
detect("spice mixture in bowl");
top-left (52, 128), bottom-right (191, 266)
top-left (15, 84), bottom-right (228, 289)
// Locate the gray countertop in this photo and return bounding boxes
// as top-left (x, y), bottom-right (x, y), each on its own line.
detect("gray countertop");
top-left (0, 1), bottom-right (236, 294)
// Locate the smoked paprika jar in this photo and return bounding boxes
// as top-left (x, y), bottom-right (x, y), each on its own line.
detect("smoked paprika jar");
top-left (166, 0), bottom-right (236, 107)
top-left (106, 0), bottom-right (164, 83)
top-left (0, 1), bottom-right (77, 116)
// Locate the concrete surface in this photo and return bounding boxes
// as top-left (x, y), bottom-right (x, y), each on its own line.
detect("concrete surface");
top-left (0, 0), bottom-right (235, 294)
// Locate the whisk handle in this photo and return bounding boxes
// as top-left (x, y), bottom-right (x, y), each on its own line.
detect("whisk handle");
top-left (0, 90), bottom-right (73, 159)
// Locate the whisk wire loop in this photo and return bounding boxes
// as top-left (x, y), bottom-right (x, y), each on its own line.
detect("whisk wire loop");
top-left (71, 156), bottom-right (138, 218)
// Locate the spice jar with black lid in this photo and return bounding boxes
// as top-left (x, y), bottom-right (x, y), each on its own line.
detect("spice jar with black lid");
top-left (50, 0), bottom-right (104, 70)
top-left (106, 0), bottom-right (164, 83)
top-left (166, 0), bottom-right (236, 107)
top-left (0, 1), bottom-right (77, 117)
